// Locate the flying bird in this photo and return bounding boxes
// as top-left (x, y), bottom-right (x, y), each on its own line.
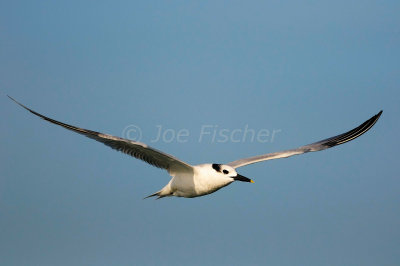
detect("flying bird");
top-left (8, 96), bottom-right (382, 199)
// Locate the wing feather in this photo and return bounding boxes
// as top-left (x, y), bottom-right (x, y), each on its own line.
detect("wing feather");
top-left (9, 96), bottom-right (193, 173)
top-left (227, 111), bottom-right (382, 169)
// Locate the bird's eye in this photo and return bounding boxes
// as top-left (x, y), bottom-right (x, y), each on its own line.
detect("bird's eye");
top-left (223, 170), bottom-right (229, 174)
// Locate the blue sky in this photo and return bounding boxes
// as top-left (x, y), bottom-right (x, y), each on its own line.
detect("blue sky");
top-left (1, 1), bottom-right (399, 265)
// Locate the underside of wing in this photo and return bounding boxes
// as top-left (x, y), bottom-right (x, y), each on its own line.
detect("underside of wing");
top-left (227, 111), bottom-right (382, 169)
top-left (9, 96), bottom-right (193, 174)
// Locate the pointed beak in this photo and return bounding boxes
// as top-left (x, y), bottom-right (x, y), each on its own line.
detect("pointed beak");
top-left (234, 174), bottom-right (254, 183)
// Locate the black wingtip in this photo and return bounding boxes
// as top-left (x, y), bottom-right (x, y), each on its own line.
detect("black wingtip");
top-left (7, 95), bottom-right (17, 102)
top-left (323, 110), bottom-right (383, 148)
top-left (373, 110), bottom-right (383, 124)
top-left (7, 94), bottom-right (16, 102)
top-left (7, 95), bottom-right (30, 111)
top-left (7, 95), bottom-right (48, 121)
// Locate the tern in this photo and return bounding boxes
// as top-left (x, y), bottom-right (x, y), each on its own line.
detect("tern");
top-left (8, 96), bottom-right (382, 199)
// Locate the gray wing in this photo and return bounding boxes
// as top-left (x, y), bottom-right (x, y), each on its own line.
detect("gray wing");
top-left (9, 96), bottom-right (193, 174)
top-left (227, 111), bottom-right (382, 169)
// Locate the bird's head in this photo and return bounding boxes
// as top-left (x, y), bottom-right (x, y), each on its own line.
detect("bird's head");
top-left (211, 163), bottom-right (254, 183)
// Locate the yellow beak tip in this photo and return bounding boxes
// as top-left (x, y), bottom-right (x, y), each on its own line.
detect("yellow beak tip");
top-left (250, 180), bottom-right (255, 183)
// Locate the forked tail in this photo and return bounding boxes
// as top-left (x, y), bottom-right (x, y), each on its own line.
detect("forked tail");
top-left (143, 183), bottom-right (173, 199)
top-left (143, 191), bottom-right (161, 200)
top-left (143, 191), bottom-right (170, 200)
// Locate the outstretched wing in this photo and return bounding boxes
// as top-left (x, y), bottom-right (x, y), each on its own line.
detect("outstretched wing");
top-left (227, 111), bottom-right (382, 169)
top-left (9, 96), bottom-right (193, 174)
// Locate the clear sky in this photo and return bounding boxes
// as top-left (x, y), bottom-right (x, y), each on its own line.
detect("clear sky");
top-left (1, 1), bottom-right (399, 265)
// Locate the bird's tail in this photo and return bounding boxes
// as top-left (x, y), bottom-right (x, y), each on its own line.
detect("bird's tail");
top-left (144, 183), bottom-right (172, 199)
top-left (143, 191), bottom-right (167, 200)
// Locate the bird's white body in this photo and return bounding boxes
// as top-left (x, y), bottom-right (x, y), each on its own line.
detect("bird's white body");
top-left (156, 164), bottom-right (235, 198)
top-left (8, 96), bottom-right (382, 199)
